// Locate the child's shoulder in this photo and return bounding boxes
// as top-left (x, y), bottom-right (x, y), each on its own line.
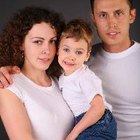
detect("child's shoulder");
top-left (81, 64), bottom-right (101, 81)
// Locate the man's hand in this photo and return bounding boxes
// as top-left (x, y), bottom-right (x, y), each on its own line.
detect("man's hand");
top-left (0, 66), bottom-right (20, 88)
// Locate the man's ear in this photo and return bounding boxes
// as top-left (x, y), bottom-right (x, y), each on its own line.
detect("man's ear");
top-left (91, 12), bottom-right (97, 28)
top-left (129, 8), bottom-right (136, 24)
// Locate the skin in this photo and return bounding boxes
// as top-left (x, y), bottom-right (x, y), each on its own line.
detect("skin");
top-left (58, 38), bottom-right (105, 140)
top-left (0, 0), bottom-right (136, 87)
top-left (0, 22), bottom-right (57, 140)
top-left (92, 0), bottom-right (136, 53)
top-left (58, 38), bottom-right (90, 76)
top-left (21, 22), bottom-right (57, 86)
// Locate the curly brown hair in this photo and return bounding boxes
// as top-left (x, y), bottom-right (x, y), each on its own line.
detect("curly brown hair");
top-left (0, 6), bottom-right (65, 78)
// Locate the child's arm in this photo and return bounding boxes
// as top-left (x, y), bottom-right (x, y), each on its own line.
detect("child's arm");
top-left (0, 89), bottom-right (35, 140)
top-left (66, 94), bottom-right (105, 140)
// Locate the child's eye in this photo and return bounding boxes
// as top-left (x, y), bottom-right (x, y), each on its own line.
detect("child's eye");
top-left (76, 51), bottom-right (83, 55)
top-left (63, 48), bottom-right (70, 52)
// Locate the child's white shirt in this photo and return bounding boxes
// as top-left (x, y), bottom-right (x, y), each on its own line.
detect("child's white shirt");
top-left (59, 64), bottom-right (111, 116)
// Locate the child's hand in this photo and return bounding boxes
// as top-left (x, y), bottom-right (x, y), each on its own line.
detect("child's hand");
top-left (65, 132), bottom-right (78, 140)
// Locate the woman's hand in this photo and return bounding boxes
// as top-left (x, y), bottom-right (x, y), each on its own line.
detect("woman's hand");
top-left (0, 66), bottom-right (20, 88)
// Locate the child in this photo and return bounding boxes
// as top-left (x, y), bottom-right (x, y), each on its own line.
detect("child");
top-left (58, 19), bottom-right (117, 140)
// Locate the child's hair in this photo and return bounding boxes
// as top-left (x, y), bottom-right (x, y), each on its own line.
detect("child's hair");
top-left (60, 19), bottom-right (93, 51)
top-left (0, 6), bottom-right (65, 78)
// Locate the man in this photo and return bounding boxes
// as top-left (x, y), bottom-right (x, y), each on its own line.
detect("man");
top-left (0, 0), bottom-right (140, 139)
top-left (87, 0), bottom-right (140, 140)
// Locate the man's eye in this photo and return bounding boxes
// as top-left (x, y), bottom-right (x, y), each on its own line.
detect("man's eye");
top-left (99, 13), bottom-right (107, 18)
top-left (115, 11), bottom-right (124, 17)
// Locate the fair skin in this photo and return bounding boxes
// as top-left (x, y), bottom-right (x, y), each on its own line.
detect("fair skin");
top-left (92, 0), bottom-right (136, 53)
top-left (0, 0), bottom-right (136, 85)
top-left (58, 37), bottom-right (90, 75)
top-left (58, 38), bottom-right (105, 140)
top-left (0, 22), bottom-right (57, 140)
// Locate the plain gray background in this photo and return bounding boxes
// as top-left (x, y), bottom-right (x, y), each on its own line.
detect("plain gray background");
top-left (0, 0), bottom-right (140, 44)
top-left (0, 0), bottom-right (140, 139)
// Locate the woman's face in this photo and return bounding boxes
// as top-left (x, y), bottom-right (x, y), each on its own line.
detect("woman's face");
top-left (22, 22), bottom-right (57, 71)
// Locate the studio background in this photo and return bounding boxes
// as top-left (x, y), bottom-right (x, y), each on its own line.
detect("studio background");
top-left (0, 0), bottom-right (140, 139)
top-left (0, 0), bottom-right (140, 43)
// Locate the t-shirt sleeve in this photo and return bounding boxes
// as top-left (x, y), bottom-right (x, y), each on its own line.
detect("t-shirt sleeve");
top-left (79, 70), bottom-right (103, 103)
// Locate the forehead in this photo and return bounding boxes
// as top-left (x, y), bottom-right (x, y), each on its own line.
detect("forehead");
top-left (27, 22), bottom-right (56, 38)
top-left (94, 0), bottom-right (130, 12)
top-left (60, 37), bottom-right (88, 49)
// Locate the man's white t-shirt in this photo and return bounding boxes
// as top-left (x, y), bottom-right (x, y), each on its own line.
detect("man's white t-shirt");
top-left (88, 41), bottom-right (140, 140)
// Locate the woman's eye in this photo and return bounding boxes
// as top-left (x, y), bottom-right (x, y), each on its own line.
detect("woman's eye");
top-left (50, 39), bottom-right (57, 45)
top-left (33, 40), bottom-right (42, 45)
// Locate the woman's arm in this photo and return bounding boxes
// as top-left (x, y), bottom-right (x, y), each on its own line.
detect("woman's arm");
top-left (0, 66), bottom-right (20, 88)
top-left (66, 94), bottom-right (105, 140)
top-left (0, 89), bottom-right (35, 140)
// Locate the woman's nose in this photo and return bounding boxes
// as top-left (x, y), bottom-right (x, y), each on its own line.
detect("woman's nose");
top-left (41, 44), bottom-right (50, 54)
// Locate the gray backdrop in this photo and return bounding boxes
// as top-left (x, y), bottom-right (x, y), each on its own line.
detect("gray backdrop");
top-left (0, 0), bottom-right (140, 44)
top-left (0, 0), bottom-right (140, 139)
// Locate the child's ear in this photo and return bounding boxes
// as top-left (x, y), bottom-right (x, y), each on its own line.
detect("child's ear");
top-left (85, 51), bottom-right (91, 62)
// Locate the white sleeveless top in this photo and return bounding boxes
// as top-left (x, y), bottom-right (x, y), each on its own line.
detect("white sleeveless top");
top-left (7, 73), bottom-right (74, 140)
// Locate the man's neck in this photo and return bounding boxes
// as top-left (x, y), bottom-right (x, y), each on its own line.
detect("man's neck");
top-left (103, 40), bottom-right (134, 53)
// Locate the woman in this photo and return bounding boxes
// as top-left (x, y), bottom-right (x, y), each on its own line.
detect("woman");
top-left (0, 6), bottom-right (73, 140)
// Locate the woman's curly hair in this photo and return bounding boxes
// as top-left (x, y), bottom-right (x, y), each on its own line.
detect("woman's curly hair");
top-left (0, 6), bottom-right (65, 78)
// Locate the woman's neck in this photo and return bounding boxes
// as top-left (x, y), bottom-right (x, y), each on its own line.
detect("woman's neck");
top-left (21, 67), bottom-right (52, 87)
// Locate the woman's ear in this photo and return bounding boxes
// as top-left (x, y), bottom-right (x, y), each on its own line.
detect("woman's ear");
top-left (20, 43), bottom-right (24, 51)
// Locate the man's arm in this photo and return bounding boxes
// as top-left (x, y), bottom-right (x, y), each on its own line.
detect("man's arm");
top-left (0, 66), bottom-right (20, 88)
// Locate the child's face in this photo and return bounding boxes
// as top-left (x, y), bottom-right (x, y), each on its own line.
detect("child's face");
top-left (21, 22), bottom-right (57, 72)
top-left (58, 37), bottom-right (90, 75)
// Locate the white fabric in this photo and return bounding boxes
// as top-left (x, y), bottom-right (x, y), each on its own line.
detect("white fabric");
top-left (88, 41), bottom-right (140, 140)
top-left (59, 64), bottom-right (111, 117)
top-left (7, 73), bottom-right (74, 140)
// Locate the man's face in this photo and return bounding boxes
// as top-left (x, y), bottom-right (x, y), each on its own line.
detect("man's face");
top-left (92, 0), bottom-right (136, 52)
